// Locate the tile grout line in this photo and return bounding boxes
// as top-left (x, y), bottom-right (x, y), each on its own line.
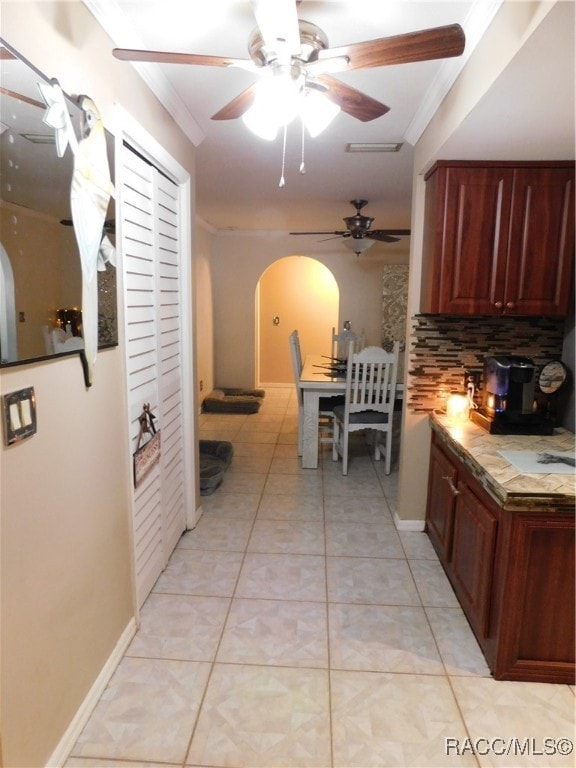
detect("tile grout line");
top-left (180, 400), bottom-right (284, 766)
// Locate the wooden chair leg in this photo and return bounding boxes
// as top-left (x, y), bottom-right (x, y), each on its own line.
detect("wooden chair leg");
top-left (384, 432), bottom-right (392, 474)
top-left (342, 430), bottom-right (349, 475)
top-left (332, 420), bottom-right (340, 461)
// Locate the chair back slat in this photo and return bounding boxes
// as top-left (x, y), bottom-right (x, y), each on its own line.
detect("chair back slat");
top-left (345, 341), bottom-right (399, 417)
top-left (331, 327), bottom-right (364, 360)
top-left (289, 330), bottom-right (304, 407)
top-left (333, 340), bottom-right (401, 474)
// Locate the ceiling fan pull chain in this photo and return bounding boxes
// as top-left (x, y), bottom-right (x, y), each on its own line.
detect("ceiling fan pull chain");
top-left (300, 119), bottom-right (306, 174)
top-left (279, 122), bottom-right (287, 188)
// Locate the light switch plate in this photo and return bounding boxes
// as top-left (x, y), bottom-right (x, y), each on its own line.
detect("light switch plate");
top-left (2, 387), bottom-right (37, 445)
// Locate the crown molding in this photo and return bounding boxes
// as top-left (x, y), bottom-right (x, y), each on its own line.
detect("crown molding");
top-left (405, 0), bottom-right (504, 146)
top-left (82, 0), bottom-right (205, 147)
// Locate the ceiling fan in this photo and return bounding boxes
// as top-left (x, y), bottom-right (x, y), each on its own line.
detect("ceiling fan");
top-left (289, 199), bottom-right (410, 253)
top-left (112, 0), bottom-right (466, 126)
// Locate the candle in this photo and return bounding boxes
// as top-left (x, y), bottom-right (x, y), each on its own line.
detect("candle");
top-left (446, 394), bottom-right (470, 424)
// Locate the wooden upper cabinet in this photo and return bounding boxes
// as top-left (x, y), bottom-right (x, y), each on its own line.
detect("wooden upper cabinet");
top-left (507, 166), bottom-right (575, 315)
top-left (420, 161), bottom-right (575, 316)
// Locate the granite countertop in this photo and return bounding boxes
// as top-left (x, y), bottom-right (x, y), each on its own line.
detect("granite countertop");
top-left (430, 412), bottom-right (576, 512)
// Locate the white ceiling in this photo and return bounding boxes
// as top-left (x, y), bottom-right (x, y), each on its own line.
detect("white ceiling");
top-left (86, 0), bottom-right (574, 244)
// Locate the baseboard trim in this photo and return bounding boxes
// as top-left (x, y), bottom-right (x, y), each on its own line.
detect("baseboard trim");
top-left (394, 513), bottom-right (426, 532)
top-left (46, 618), bottom-right (137, 767)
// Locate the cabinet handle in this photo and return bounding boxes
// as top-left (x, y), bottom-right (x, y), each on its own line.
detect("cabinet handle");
top-left (494, 301), bottom-right (503, 309)
top-left (442, 475), bottom-right (460, 495)
top-left (506, 301), bottom-right (515, 309)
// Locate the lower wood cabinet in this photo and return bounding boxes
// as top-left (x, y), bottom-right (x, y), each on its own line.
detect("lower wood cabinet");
top-left (425, 431), bottom-right (575, 684)
top-left (451, 481), bottom-right (498, 641)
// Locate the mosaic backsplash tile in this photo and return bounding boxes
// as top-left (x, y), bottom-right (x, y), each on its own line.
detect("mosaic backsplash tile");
top-left (406, 314), bottom-right (567, 413)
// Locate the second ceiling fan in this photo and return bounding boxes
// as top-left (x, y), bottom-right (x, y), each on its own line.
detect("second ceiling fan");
top-left (112, 0), bottom-right (466, 126)
top-left (290, 199), bottom-right (411, 252)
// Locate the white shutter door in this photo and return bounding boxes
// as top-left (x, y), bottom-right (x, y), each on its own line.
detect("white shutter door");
top-left (121, 144), bottom-right (186, 608)
top-left (155, 174), bottom-right (186, 560)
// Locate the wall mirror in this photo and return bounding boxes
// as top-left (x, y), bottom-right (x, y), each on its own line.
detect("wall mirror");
top-left (0, 38), bottom-right (117, 371)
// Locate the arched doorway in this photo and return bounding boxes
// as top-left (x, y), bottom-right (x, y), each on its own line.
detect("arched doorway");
top-left (257, 256), bottom-right (339, 385)
top-left (0, 242), bottom-right (17, 363)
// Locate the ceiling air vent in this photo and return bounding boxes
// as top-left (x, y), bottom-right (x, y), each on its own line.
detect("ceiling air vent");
top-left (346, 142), bottom-right (403, 153)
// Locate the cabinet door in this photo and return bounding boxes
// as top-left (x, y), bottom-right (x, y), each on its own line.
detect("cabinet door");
top-left (494, 513), bottom-right (575, 682)
top-left (451, 483), bottom-right (498, 638)
top-left (505, 167), bottom-right (575, 316)
top-left (426, 442), bottom-right (459, 561)
top-left (422, 166), bottom-right (512, 313)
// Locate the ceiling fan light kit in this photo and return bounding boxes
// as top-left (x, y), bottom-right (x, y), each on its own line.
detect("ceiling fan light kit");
top-left (241, 70), bottom-right (340, 141)
top-left (344, 238), bottom-right (376, 257)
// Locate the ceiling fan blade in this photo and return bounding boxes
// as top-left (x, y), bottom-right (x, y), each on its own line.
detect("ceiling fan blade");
top-left (315, 75), bottom-right (389, 122)
top-left (211, 83), bottom-right (259, 120)
top-left (317, 24), bottom-right (465, 72)
top-left (370, 234), bottom-right (400, 243)
top-left (289, 230), bottom-right (347, 236)
top-left (250, 0), bottom-right (301, 61)
top-left (370, 229), bottom-right (411, 239)
top-left (112, 48), bottom-right (252, 68)
top-left (0, 86), bottom-right (45, 109)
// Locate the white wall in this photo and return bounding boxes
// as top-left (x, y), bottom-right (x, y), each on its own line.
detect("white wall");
top-left (0, 3), bottom-right (198, 766)
top-left (210, 231), bottom-right (408, 389)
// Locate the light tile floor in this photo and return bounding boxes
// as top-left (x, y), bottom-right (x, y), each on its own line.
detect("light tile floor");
top-left (67, 388), bottom-right (575, 768)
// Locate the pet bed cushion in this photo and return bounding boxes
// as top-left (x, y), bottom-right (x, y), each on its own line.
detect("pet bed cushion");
top-left (202, 388), bottom-right (265, 414)
top-left (199, 440), bottom-right (234, 495)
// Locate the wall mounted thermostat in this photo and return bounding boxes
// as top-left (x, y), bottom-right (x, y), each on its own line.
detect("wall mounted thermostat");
top-left (2, 387), bottom-right (37, 446)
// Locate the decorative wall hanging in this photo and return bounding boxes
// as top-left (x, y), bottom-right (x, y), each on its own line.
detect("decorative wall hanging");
top-left (133, 403), bottom-right (161, 488)
top-left (39, 79), bottom-right (116, 386)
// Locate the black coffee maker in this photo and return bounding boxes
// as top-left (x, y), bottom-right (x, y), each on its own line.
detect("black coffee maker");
top-left (470, 355), bottom-right (553, 434)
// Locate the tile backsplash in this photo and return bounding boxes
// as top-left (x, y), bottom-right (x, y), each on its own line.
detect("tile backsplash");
top-left (406, 314), bottom-right (566, 413)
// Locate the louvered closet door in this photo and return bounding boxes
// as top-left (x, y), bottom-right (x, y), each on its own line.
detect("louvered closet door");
top-left (121, 144), bottom-right (186, 608)
top-left (155, 172), bottom-right (186, 562)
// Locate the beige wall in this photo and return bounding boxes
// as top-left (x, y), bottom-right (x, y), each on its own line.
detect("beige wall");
top-left (259, 256), bottom-right (339, 383)
top-left (0, 3), bottom-right (197, 766)
top-left (397, 0), bottom-right (560, 525)
top-left (209, 231), bottom-right (409, 389)
top-left (195, 222), bottom-right (215, 406)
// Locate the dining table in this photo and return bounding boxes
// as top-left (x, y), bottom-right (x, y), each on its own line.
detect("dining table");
top-left (298, 353), bottom-right (404, 469)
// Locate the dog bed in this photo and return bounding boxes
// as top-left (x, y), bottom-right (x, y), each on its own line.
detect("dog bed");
top-left (202, 388), bottom-right (265, 414)
top-left (199, 439), bottom-right (234, 495)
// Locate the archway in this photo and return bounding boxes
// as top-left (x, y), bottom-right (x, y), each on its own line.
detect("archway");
top-left (257, 256), bottom-right (339, 384)
top-left (0, 242), bottom-right (17, 362)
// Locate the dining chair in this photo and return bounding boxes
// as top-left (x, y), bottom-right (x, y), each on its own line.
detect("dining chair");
top-left (332, 340), bottom-right (400, 475)
top-left (289, 329), bottom-right (338, 454)
top-left (331, 327), bottom-right (364, 360)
